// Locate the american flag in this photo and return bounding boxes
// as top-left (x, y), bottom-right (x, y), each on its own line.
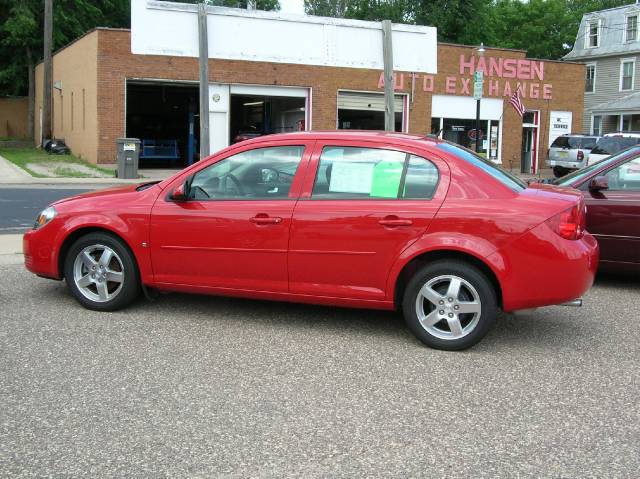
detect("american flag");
top-left (510, 90), bottom-right (525, 117)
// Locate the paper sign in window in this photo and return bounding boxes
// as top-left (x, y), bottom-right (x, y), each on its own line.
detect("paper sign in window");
top-left (370, 161), bottom-right (403, 198)
top-left (329, 162), bottom-right (375, 194)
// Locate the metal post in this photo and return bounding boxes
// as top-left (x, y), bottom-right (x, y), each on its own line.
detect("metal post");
top-left (42, 0), bottom-right (53, 143)
top-left (382, 20), bottom-right (394, 132)
top-left (198, 3), bottom-right (210, 158)
top-left (475, 99), bottom-right (481, 153)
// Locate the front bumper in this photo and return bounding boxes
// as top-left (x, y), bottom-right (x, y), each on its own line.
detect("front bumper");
top-left (23, 228), bottom-right (60, 279)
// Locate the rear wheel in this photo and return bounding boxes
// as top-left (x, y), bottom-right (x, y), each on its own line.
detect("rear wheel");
top-left (64, 232), bottom-right (140, 311)
top-left (402, 260), bottom-right (497, 351)
top-left (553, 166), bottom-right (568, 178)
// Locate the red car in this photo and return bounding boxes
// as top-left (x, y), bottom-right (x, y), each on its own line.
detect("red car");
top-left (24, 132), bottom-right (598, 350)
top-left (553, 146), bottom-right (640, 274)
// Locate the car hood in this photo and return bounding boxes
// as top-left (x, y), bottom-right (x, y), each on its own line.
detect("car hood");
top-left (51, 182), bottom-right (159, 206)
top-left (524, 181), bottom-right (583, 203)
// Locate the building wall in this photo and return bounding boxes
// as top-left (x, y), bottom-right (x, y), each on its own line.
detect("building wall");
top-left (35, 30), bottom-right (99, 162)
top-left (582, 55), bottom-right (640, 132)
top-left (96, 29), bottom-right (584, 169)
top-left (0, 97), bottom-right (29, 139)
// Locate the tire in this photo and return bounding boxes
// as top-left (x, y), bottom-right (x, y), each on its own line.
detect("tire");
top-left (63, 232), bottom-right (140, 311)
top-left (552, 166), bottom-right (567, 178)
top-left (402, 260), bottom-right (497, 351)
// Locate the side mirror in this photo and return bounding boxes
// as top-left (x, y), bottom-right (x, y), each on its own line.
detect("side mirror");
top-left (170, 180), bottom-right (190, 201)
top-left (588, 175), bottom-right (609, 191)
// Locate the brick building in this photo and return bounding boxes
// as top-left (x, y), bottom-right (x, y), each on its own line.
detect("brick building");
top-left (34, 5), bottom-right (585, 174)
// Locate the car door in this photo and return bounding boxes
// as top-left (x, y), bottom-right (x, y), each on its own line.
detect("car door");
top-left (149, 142), bottom-right (311, 291)
top-left (582, 156), bottom-right (640, 266)
top-left (288, 141), bottom-right (449, 301)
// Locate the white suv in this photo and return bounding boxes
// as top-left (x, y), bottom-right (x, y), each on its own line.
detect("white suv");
top-left (588, 132), bottom-right (640, 166)
top-left (547, 134), bottom-right (600, 177)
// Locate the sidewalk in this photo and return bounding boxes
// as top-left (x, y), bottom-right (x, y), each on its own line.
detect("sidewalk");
top-left (0, 234), bottom-right (23, 265)
top-left (0, 154), bottom-right (179, 186)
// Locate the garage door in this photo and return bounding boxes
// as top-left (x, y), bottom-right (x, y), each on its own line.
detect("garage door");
top-left (338, 91), bottom-right (404, 112)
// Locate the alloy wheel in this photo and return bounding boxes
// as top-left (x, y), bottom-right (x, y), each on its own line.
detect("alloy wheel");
top-left (415, 274), bottom-right (482, 340)
top-left (72, 244), bottom-right (124, 303)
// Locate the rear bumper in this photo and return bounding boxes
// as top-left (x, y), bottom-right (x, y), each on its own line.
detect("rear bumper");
top-left (488, 224), bottom-right (599, 312)
top-left (547, 159), bottom-right (583, 169)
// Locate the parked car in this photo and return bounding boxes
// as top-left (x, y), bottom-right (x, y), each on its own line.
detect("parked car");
top-left (587, 132), bottom-right (640, 166)
top-left (23, 132), bottom-right (598, 351)
top-left (553, 145), bottom-right (640, 274)
top-left (548, 134), bottom-right (600, 178)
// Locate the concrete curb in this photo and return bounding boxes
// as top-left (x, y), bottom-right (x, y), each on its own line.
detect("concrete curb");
top-left (0, 234), bottom-right (23, 266)
top-left (0, 154), bottom-right (178, 186)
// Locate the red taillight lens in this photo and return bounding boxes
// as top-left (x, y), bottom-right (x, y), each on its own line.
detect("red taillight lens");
top-left (546, 200), bottom-right (586, 240)
top-left (577, 150), bottom-right (584, 161)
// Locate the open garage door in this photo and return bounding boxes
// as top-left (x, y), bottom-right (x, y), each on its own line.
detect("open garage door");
top-left (126, 81), bottom-right (199, 168)
top-left (229, 85), bottom-right (309, 145)
top-left (337, 91), bottom-right (406, 132)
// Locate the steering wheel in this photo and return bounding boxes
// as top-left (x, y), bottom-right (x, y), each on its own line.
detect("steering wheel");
top-left (222, 173), bottom-right (244, 195)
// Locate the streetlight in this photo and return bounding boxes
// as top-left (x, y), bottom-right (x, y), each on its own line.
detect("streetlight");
top-left (474, 43), bottom-right (485, 154)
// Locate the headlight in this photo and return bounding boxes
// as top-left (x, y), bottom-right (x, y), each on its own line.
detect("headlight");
top-left (33, 206), bottom-right (57, 230)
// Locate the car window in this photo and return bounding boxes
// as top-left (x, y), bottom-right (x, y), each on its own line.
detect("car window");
top-left (403, 155), bottom-right (439, 199)
top-left (604, 157), bottom-right (640, 190)
top-left (591, 137), bottom-right (640, 156)
top-left (436, 142), bottom-right (526, 191)
top-left (554, 147), bottom-right (640, 186)
top-left (581, 137), bottom-right (599, 150)
top-left (188, 146), bottom-right (304, 200)
top-left (312, 147), bottom-right (406, 199)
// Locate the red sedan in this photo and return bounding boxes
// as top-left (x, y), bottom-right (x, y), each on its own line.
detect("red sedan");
top-left (24, 132), bottom-right (598, 350)
top-left (553, 146), bottom-right (640, 273)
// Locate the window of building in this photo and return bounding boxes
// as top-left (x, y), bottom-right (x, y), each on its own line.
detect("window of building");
top-left (626, 14), bottom-right (638, 42)
top-left (337, 91), bottom-right (405, 132)
top-left (585, 64), bottom-right (596, 93)
top-left (620, 59), bottom-right (635, 91)
top-left (311, 147), bottom-right (439, 200)
top-left (188, 146), bottom-right (304, 200)
top-left (621, 115), bottom-right (632, 131)
top-left (440, 118), bottom-right (500, 161)
top-left (592, 116), bottom-right (602, 136)
top-left (586, 20), bottom-right (600, 48)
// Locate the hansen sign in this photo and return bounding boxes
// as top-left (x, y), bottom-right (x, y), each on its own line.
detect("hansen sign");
top-left (378, 54), bottom-right (554, 100)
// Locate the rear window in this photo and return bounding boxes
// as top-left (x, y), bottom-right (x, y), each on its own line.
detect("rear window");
top-left (591, 137), bottom-right (640, 155)
top-left (436, 143), bottom-right (526, 191)
top-left (551, 136), bottom-right (598, 149)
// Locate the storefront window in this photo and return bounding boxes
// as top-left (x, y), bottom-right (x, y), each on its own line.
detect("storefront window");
top-left (441, 118), bottom-right (499, 160)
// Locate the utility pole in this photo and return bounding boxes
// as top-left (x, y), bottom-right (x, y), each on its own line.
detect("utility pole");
top-left (42, 0), bottom-right (53, 144)
top-left (198, 2), bottom-right (210, 158)
top-left (381, 20), bottom-right (394, 132)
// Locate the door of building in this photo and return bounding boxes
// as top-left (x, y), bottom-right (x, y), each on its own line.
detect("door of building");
top-left (521, 111), bottom-right (539, 174)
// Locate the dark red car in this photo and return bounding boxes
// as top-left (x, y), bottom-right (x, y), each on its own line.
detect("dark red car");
top-left (553, 146), bottom-right (640, 274)
top-left (24, 132), bottom-right (598, 350)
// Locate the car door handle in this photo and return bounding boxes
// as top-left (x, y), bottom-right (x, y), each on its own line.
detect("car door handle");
top-left (379, 217), bottom-right (413, 227)
top-left (250, 215), bottom-right (282, 225)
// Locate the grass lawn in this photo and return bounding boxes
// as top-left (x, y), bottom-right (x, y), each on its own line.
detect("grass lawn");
top-left (0, 147), bottom-right (114, 178)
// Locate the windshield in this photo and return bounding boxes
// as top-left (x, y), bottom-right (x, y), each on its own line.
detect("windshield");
top-left (553, 146), bottom-right (640, 186)
top-left (436, 142), bottom-right (527, 191)
top-left (591, 137), bottom-right (640, 155)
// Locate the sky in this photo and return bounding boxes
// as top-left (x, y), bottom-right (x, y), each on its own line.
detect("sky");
top-left (279, 0), bottom-right (305, 15)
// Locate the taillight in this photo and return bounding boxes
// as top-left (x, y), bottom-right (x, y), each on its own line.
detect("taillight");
top-left (546, 200), bottom-right (586, 240)
top-left (577, 150), bottom-right (584, 161)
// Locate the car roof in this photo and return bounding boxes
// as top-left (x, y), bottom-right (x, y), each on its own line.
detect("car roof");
top-left (603, 132), bottom-right (640, 138)
top-left (243, 130), bottom-right (442, 148)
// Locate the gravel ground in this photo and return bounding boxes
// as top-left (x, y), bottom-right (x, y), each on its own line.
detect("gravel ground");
top-left (1, 264), bottom-right (638, 478)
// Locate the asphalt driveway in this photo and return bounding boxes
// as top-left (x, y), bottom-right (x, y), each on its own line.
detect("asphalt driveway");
top-left (1, 265), bottom-right (638, 477)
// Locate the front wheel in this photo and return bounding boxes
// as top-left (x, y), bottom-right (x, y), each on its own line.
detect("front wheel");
top-left (64, 232), bottom-right (140, 311)
top-left (402, 260), bottom-right (498, 351)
